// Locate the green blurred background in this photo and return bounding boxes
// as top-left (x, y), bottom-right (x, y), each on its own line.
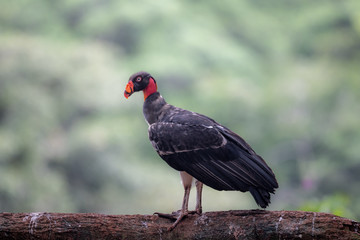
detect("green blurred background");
top-left (1, 0), bottom-right (359, 220)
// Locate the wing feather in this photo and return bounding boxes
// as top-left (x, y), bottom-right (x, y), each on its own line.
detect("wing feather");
top-left (148, 119), bottom-right (278, 195)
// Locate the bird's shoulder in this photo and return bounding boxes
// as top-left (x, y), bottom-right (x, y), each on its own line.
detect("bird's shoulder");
top-left (148, 107), bottom-right (227, 155)
top-left (158, 105), bottom-right (217, 126)
top-left (157, 106), bottom-right (256, 155)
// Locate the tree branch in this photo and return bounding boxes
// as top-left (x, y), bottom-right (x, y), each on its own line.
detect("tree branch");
top-left (0, 210), bottom-right (359, 239)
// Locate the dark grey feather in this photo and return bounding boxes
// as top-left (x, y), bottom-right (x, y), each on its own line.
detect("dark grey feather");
top-left (145, 92), bottom-right (278, 208)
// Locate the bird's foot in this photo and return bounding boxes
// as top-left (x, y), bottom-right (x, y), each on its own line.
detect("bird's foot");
top-left (155, 209), bottom-right (202, 231)
top-left (167, 210), bottom-right (188, 231)
top-left (194, 206), bottom-right (202, 215)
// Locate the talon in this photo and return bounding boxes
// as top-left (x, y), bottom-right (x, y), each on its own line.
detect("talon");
top-left (168, 211), bottom-right (188, 231)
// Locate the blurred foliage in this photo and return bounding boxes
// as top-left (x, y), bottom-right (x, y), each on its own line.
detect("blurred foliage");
top-left (300, 193), bottom-right (355, 220)
top-left (0, 0), bottom-right (359, 220)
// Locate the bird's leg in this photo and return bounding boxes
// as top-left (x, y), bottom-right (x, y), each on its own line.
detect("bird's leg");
top-left (167, 178), bottom-right (203, 230)
top-left (195, 180), bottom-right (203, 214)
top-left (187, 180), bottom-right (203, 215)
top-left (156, 172), bottom-right (193, 230)
top-left (167, 184), bottom-right (191, 230)
top-left (154, 186), bottom-right (191, 221)
top-left (164, 171), bottom-right (193, 230)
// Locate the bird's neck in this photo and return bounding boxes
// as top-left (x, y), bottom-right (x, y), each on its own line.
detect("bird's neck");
top-left (143, 77), bottom-right (158, 101)
top-left (143, 92), bottom-right (168, 125)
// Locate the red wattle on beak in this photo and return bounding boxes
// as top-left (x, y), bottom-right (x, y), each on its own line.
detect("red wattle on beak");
top-left (124, 81), bottom-right (134, 99)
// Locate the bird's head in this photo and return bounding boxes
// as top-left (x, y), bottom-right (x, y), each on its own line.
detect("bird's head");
top-left (124, 71), bottom-right (158, 100)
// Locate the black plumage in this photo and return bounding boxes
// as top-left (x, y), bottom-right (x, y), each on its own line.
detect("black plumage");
top-left (146, 92), bottom-right (278, 208)
top-left (124, 71), bottom-right (278, 230)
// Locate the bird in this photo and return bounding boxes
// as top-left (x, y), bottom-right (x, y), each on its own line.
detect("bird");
top-left (124, 71), bottom-right (278, 230)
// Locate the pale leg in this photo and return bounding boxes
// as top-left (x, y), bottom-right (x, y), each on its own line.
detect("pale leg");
top-left (167, 171), bottom-right (193, 230)
top-left (155, 172), bottom-right (202, 231)
top-left (195, 180), bottom-right (203, 214)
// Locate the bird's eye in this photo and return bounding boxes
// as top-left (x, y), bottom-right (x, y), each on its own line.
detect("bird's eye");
top-left (136, 77), bottom-right (142, 82)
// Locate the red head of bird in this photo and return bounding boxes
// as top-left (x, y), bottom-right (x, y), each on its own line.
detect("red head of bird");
top-left (124, 71), bottom-right (158, 101)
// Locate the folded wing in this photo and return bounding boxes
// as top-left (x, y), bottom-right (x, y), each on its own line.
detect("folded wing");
top-left (148, 117), bottom-right (278, 207)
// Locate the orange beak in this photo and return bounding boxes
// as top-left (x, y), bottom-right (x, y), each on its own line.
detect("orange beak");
top-left (124, 81), bottom-right (134, 99)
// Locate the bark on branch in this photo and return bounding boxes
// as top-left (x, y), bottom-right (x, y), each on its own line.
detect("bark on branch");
top-left (0, 210), bottom-right (359, 239)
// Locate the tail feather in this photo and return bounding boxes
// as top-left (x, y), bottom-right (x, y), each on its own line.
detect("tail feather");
top-left (249, 187), bottom-right (271, 208)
